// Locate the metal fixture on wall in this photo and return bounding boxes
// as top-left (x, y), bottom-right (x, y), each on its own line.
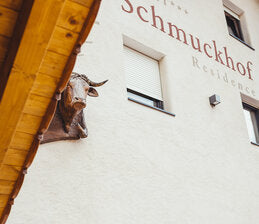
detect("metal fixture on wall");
top-left (209, 94), bottom-right (221, 106)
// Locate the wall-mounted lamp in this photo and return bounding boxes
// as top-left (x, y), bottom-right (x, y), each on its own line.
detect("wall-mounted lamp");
top-left (209, 94), bottom-right (221, 106)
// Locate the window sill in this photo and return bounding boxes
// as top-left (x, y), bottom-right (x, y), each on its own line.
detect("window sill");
top-left (128, 97), bottom-right (175, 117)
top-left (251, 142), bottom-right (259, 147)
top-left (229, 33), bottom-right (255, 51)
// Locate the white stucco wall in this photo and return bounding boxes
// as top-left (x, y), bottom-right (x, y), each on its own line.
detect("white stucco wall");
top-left (7, 0), bottom-right (259, 223)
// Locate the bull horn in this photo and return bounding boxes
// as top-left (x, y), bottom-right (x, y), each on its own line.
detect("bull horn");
top-left (88, 79), bottom-right (108, 87)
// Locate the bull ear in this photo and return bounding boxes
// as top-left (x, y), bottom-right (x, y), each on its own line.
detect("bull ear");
top-left (88, 87), bottom-right (99, 97)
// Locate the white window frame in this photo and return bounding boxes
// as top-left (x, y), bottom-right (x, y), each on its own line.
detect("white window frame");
top-left (243, 103), bottom-right (259, 144)
top-left (224, 5), bottom-right (244, 41)
top-left (222, 0), bottom-right (252, 47)
top-left (123, 45), bottom-right (164, 110)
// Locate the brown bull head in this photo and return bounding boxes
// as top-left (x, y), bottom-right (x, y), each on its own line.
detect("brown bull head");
top-left (59, 72), bottom-right (108, 136)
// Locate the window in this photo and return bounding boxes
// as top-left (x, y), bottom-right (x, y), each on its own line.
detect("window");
top-left (243, 104), bottom-right (259, 144)
top-left (224, 8), bottom-right (244, 41)
top-left (123, 45), bottom-right (164, 110)
top-left (222, 0), bottom-right (253, 49)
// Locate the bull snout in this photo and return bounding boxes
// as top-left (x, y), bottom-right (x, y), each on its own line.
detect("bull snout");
top-left (74, 97), bottom-right (86, 103)
top-left (72, 97), bottom-right (86, 110)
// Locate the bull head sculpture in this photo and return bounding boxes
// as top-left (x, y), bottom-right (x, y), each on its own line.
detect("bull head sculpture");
top-left (41, 72), bottom-right (108, 144)
top-left (59, 72), bottom-right (108, 138)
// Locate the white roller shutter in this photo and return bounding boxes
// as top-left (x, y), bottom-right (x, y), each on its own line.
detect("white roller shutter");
top-left (123, 46), bottom-right (163, 101)
top-left (224, 6), bottom-right (239, 20)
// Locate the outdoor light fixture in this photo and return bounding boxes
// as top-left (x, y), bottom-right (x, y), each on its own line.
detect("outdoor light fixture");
top-left (209, 94), bottom-right (221, 106)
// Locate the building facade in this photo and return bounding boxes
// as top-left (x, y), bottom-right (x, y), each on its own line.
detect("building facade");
top-left (7, 0), bottom-right (259, 223)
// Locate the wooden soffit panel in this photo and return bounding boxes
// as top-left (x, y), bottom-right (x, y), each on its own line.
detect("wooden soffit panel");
top-left (0, 0), bottom-right (102, 223)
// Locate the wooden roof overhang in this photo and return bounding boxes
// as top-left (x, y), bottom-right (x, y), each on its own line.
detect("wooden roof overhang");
top-left (0, 0), bottom-right (102, 223)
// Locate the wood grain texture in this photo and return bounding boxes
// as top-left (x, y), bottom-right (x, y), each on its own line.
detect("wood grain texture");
top-left (0, 181), bottom-right (15, 195)
top-left (39, 50), bottom-right (68, 78)
top-left (0, 0), bottom-right (66, 166)
top-left (49, 26), bottom-right (79, 56)
top-left (0, 196), bottom-right (9, 208)
top-left (0, 6), bottom-right (18, 37)
top-left (38, 99), bottom-right (59, 135)
top-left (0, 0), bottom-right (23, 11)
top-left (31, 73), bottom-right (59, 98)
top-left (0, 71), bottom-right (35, 162)
top-left (23, 139), bottom-right (40, 169)
top-left (0, 36), bottom-right (10, 62)
top-left (3, 149), bottom-right (27, 166)
top-left (24, 94), bottom-right (52, 117)
top-left (0, 0), bottom-right (102, 222)
top-left (11, 1), bottom-right (66, 75)
top-left (0, 165), bottom-right (22, 181)
top-left (0, 0), bottom-right (34, 101)
top-left (16, 113), bottom-right (43, 135)
top-left (9, 132), bottom-right (34, 151)
top-left (57, 0), bottom-right (89, 33)
top-left (0, 204), bottom-right (10, 224)
top-left (70, 0), bottom-right (94, 8)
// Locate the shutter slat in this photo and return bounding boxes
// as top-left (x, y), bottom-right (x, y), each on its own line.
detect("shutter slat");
top-left (123, 46), bottom-right (163, 101)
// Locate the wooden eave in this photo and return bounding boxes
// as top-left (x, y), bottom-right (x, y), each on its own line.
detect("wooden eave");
top-left (0, 0), bottom-right (102, 223)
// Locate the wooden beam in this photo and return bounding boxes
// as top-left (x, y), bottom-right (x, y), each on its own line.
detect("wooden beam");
top-left (38, 50), bottom-right (68, 78)
top-left (49, 26), bottom-right (79, 56)
top-left (0, 0), bottom-right (23, 11)
top-left (0, 71), bottom-right (35, 163)
top-left (3, 149), bottom-right (28, 166)
top-left (9, 132), bottom-right (34, 151)
top-left (16, 114), bottom-right (44, 135)
top-left (0, 6), bottom-right (18, 37)
top-left (0, 196), bottom-right (9, 209)
top-left (0, 165), bottom-right (22, 181)
top-left (0, 0), bottom-right (102, 222)
top-left (0, 36), bottom-right (10, 62)
top-left (57, 0), bottom-right (89, 33)
top-left (70, 0), bottom-right (94, 8)
top-left (0, 181), bottom-right (15, 195)
top-left (24, 94), bottom-right (52, 117)
top-left (0, 0), bottom-right (66, 167)
top-left (0, 0), bottom-right (34, 101)
top-left (31, 73), bottom-right (60, 98)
